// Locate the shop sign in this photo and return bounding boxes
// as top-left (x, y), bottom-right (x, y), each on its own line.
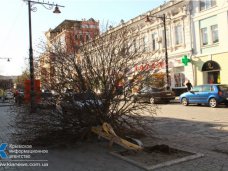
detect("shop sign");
top-left (181, 55), bottom-right (191, 66)
top-left (134, 61), bottom-right (165, 71)
top-left (202, 60), bottom-right (220, 71)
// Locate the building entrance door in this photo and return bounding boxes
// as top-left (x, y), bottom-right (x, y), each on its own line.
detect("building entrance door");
top-left (202, 60), bottom-right (221, 84)
top-left (207, 71), bottom-right (220, 84)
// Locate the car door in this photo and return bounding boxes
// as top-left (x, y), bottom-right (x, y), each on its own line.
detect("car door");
top-left (137, 87), bottom-right (150, 102)
top-left (200, 85), bottom-right (213, 103)
top-left (188, 86), bottom-right (202, 103)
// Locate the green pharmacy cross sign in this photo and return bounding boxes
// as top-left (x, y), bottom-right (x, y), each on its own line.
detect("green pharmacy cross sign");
top-left (182, 55), bottom-right (191, 66)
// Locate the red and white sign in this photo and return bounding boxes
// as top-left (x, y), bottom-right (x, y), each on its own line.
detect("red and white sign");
top-left (134, 60), bottom-right (165, 71)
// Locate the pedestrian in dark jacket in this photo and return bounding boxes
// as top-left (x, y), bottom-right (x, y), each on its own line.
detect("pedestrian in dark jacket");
top-left (186, 80), bottom-right (192, 91)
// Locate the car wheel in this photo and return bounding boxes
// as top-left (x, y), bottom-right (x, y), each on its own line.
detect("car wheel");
top-left (209, 98), bottom-right (217, 108)
top-left (149, 97), bottom-right (156, 104)
top-left (181, 98), bottom-right (188, 106)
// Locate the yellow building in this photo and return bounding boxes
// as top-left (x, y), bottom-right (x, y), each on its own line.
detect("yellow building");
top-left (191, 0), bottom-right (228, 86)
top-left (193, 52), bottom-right (228, 85)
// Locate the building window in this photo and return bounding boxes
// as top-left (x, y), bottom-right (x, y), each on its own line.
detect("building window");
top-left (75, 34), bottom-right (80, 40)
top-left (133, 39), bottom-right (137, 53)
top-left (151, 33), bottom-right (157, 51)
top-left (211, 24), bottom-right (219, 44)
top-left (174, 25), bottom-right (183, 45)
top-left (86, 34), bottom-right (90, 41)
top-left (174, 73), bottom-right (185, 87)
top-left (174, 67), bottom-right (185, 87)
top-left (60, 35), bottom-right (65, 44)
top-left (130, 39), bottom-right (136, 53)
top-left (140, 37), bottom-right (146, 52)
top-left (199, 16), bottom-right (218, 47)
top-left (145, 35), bottom-right (149, 51)
top-left (82, 24), bottom-right (89, 28)
top-left (79, 34), bottom-right (83, 41)
top-left (201, 27), bottom-right (208, 45)
top-left (200, 0), bottom-right (216, 11)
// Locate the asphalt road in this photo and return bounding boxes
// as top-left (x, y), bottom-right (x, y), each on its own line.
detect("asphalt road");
top-left (156, 102), bottom-right (228, 126)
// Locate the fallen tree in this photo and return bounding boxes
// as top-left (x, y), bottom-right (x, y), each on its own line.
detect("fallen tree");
top-left (11, 24), bottom-right (164, 146)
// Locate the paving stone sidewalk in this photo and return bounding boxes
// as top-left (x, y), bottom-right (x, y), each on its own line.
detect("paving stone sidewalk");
top-left (0, 105), bottom-right (144, 171)
top-left (146, 117), bottom-right (228, 171)
top-left (1, 104), bottom-right (228, 171)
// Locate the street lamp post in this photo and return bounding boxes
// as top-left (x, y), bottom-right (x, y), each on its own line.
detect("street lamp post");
top-left (24, 0), bottom-right (64, 112)
top-left (146, 14), bottom-right (170, 90)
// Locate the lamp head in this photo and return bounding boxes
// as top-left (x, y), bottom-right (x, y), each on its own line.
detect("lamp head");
top-left (53, 5), bottom-right (61, 14)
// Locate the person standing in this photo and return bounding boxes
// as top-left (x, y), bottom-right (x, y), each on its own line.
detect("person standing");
top-left (186, 80), bottom-right (193, 91)
top-left (2, 90), bottom-right (6, 102)
top-left (14, 89), bottom-right (19, 103)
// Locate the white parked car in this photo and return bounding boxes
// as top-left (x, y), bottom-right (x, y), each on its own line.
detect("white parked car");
top-left (5, 91), bottom-right (14, 100)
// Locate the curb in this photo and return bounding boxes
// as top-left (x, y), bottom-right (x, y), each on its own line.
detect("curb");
top-left (110, 147), bottom-right (204, 170)
top-left (0, 104), bottom-right (13, 107)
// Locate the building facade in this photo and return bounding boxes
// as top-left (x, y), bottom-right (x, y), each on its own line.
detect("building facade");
top-left (39, 19), bottom-right (100, 89)
top-left (109, 0), bottom-right (192, 93)
top-left (45, 19), bottom-right (99, 54)
top-left (191, 0), bottom-right (228, 85)
top-left (113, 0), bottom-right (228, 92)
top-left (39, 0), bottom-right (228, 92)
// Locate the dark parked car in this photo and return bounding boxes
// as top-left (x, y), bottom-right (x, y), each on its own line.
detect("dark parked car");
top-left (41, 91), bottom-right (56, 101)
top-left (133, 86), bottom-right (175, 104)
top-left (15, 90), bottom-right (24, 104)
top-left (179, 84), bottom-right (228, 108)
top-left (60, 91), bottom-right (103, 113)
top-left (39, 91), bottom-right (57, 109)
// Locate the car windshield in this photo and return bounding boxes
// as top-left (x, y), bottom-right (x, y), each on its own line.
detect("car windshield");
top-left (218, 85), bottom-right (228, 91)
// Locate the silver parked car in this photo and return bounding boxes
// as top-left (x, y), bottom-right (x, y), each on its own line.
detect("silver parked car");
top-left (5, 91), bottom-right (14, 100)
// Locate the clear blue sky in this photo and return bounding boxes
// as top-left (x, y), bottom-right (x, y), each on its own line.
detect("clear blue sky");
top-left (0, 0), bottom-right (165, 76)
